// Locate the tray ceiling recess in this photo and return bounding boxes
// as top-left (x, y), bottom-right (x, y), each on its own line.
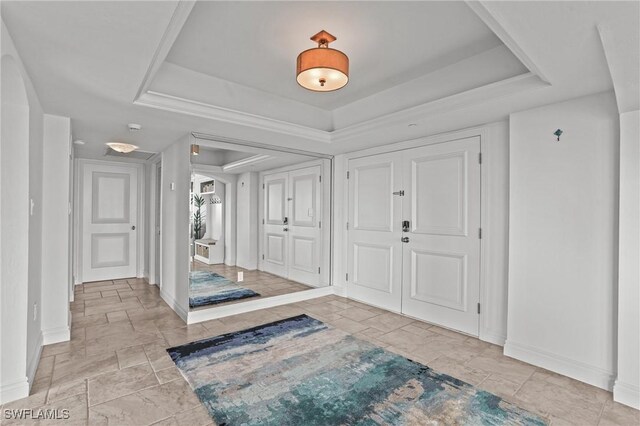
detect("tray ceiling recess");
top-left (133, 1), bottom-right (547, 144)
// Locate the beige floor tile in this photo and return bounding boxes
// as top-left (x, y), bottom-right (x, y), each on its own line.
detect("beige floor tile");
top-left (116, 345), bottom-right (149, 369)
top-left (52, 351), bottom-right (119, 386)
top-left (514, 373), bottom-right (603, 425)
top-left (107, 310), bottom-right (130, 323)
top-left (85, 321), bottom-right (134, 340)
top-left (46, 377), bottom-right (86, 403)
top-left (599, 398), bottom-right (640, 425)
top-left (88, 380), bottom-right (200, 425)
top-left (477, 374), bottom-right (524, 398)
top-left (326, 316), bottom-right (369, 334)
top-left (360, 312), bottom-right (415, 333)
top-left (339, 306), bottom-right (380, 321)
top-left (429, 356), bottom-right (491, 386)
top-left (88, 363), bottom-right (159, 406)
top-left (85, 329), bottom-right (163, 356)
top-left (144, 342), bottom-right (176, 372)
top-left (15, 278), bottom-right (637, 425)
top-left (71, 313), bottom-right (108, 329)
top-left (156, 366), bottom-right (183, 384)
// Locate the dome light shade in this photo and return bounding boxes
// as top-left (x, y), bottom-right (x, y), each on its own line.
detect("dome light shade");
top-left (106, 142), bottom-right (138, 153)
top-left (296, 30), bottom-right (349, 92)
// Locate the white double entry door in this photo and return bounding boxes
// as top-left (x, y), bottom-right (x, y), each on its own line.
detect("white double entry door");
top-left (347, 136), bottom-right (481, 336)
top-left (262, 165), bottom-right (322, 287)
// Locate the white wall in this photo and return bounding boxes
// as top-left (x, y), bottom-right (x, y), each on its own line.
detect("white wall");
top-left (333, 122), bottom-right (511, 344)
top-left (160, 137), bottom-right (190, 320)
top-left (41, 114), bottom-right (72, 346)
top-left (1, 19), bottom-right (46, 403)
top-left (236, 172), bottom-right (259, 269)
top-left (505, 92), bottom-right (619, 390)
top-left (614, 110), bottom-right (639, 408)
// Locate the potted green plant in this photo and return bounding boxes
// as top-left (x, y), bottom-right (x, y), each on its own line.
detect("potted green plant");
top-left (193, 194), bottom-right (206, 240)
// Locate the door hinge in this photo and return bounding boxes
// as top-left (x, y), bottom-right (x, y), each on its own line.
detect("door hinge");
top-left (262, 254), bottom-right (265, 260)
top-left (477, 303), bottom-right (481, 314)
top-left (319, 221), bottom-right (321, 229)
top-left (346, 171), bottom-right (350, 179)
top-left (319, 175), bottom-right (322, 183)
top-left (478, 228), bottom-right (482, 239)
top-left (262, 219), bottom-right (265, 224)
top-left (393, 190), bottom-right (405, 196)
top-left (346, 222), bottom-right (349, 230)
top-left (478, 153), bottom-right (482, 164)
top-left (345, 273), bottom-right (349, 281)
top-left (318, 267), bottom-right (321, 274)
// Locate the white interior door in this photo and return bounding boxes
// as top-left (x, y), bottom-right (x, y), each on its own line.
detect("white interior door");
top-left (262, 171), bottom-right (288, 277)
top-left (401, 137), bottom-right (481, 335)
top-left (82, 162), bottom-right (138, 282)
top-left (347, 152), bottom-right (404, 312)
top-left (287, 166), bottom-right (321, 286)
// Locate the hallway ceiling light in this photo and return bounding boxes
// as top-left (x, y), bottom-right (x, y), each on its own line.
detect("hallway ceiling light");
top-left (296, 30), bottom-right (349, 92)
top-left (106, 142), bottom-right (138, 153)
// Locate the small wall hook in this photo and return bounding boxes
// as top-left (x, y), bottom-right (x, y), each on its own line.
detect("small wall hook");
top-left (553, 129), bottom-right (563, 141)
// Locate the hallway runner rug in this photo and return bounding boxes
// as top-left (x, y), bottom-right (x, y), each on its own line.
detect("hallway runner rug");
top-left (167, 314), bottom-right (547, 425)
top-left (189, 271), bottom-right (260, 308)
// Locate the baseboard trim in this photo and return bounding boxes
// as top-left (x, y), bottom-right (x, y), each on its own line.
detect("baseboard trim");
top-left (332, 285), bottom-right (347, 297)
top-left (26, 331), bottom-right (44, 388)
top-left (187, 286), bottom-right (334, 324)
top-left (504, 340), bottom-right (614, 390)
top-left (614, 380), bottom-right (640, 409)
top-left (0, 377), bottom-right (29, 405)
top-left (480, 329), bottom-right (506, 346)
top-left (42, 326), bottom-right (70, 346)
top-left (160, 289), bottom-right (188, 322)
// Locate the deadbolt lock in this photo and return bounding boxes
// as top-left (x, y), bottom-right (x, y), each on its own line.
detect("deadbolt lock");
top-left (401, 236), bottom-right (410, 243)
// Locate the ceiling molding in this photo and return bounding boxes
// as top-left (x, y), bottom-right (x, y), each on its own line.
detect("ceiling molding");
top-left (133, 0), bottom-right (196, 101)
top-left (330, 72), bottom-right (547, 144)
top-left (139, 73), bottom-right (545, 147)
top-left (192, 132), bottom-right (334, 159)
top-left (222, 154), bottom-right (271, 172)
top-left (465, 1), bottom-right (551, 84)
top-left (136, 91), bottom-right (332, 143)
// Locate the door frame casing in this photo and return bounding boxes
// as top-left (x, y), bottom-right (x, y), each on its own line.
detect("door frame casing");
top-left (74, 159), bottom-right (145, 285)
top-left (341, 125), bottom-right (503, 344)
top-left (148, 155), bottom-right (162, 286)
top-left (258, 158), bottom-right (332, 287)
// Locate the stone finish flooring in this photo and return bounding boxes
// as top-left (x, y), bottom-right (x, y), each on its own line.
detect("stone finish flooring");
top-left (190, 262), bottom-right (314, 309)
top-left (1, 278), bottom-right (638, 425)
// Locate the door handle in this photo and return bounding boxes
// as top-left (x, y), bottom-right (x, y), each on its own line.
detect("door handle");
top-left (402, 220), bottom-right (410, 232)
top-left (401, 236), bottom-right (409, 243)
top-left (131, 225), bottom-right (136, 231)
top-left (283, 217), bottom-right (288, 225)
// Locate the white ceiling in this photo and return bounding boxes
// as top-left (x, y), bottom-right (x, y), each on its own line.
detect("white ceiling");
top-left (166, 1), bottom-right (503, 110)
top-left (1, 1), bottom-right (638, 161)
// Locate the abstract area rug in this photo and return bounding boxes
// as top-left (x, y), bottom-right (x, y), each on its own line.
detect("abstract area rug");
top-left (189, 271), bottom-right (259, 308)
top-left (167, 314), bottom-right (547, 425)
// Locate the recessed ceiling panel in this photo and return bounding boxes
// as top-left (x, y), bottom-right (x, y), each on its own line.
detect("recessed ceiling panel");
top-left (166, 1), bottom-right (507, 110)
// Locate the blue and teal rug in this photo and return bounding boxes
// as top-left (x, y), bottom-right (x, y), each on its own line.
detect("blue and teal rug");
top-left (167, 314), bottom-right (547, 425)
top-left (189, 271), bottom-right (260, 308)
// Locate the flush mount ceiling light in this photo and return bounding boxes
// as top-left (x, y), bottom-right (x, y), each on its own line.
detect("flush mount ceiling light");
top-left (296, 30), bottom-right (349, 92)
top-left (106, 142), bottom-right (138, 153)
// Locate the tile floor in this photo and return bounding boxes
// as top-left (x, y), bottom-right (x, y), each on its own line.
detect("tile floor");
top-left (190, 262), bottom-right (314, 310)
top-left (2, 278), bottom-right (638, 425)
